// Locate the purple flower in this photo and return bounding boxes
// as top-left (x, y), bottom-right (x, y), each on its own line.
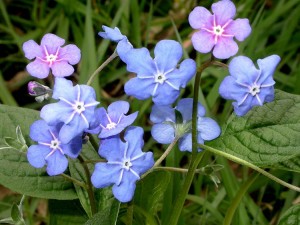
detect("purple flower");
top-left (123, 40), bottom-right (196, 105)
top-left (219, 55), bottom-right (281, 116)
top-left (23, 33), bottom-right (81, 78)
top-left (40, 78), bottom-right (99, 143)
top-left (91, 126), bottom-right (154, 202)
top-left (150, 98), bottom-right (221, 152)
top-left (188, 0), bottom-right (251, 59)
top-left (27, 120), bottom-right (82, 176)
top-left (89, 101), bottom-right (138, 138)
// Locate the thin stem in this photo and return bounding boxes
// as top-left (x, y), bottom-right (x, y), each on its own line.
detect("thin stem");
top-left (83, 159), bottom-right (106, 164)
top-left (86, 51), bottom-right (118, 86)
top-left (126, 201), bottom-right (133, 225)
top-left (78, 155), bottom-right (97, 215)
top-left (154, 166), bottom-right (206, 174)
top-left (199, 144), bottom-right (300, 192)
top-left (61, 173), bottom-right (87, 189)
top-left (224, 172), bottom-right (260, 225)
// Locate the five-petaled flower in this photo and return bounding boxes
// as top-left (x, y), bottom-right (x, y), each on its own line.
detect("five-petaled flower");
top-left (188, 0), bottom-right (251, 59)
top-left (27, 120), bottom-right (83, 176)
top-left (91, 126), bottom-right (154, 202)
top-left (150, 98), bottom-right (221, 152)
top-left (89, 101), bottom-right (138, 138)
top-left (123, 40), bottom-right (196, 105)
top-left (219, 55), bottom-right (281, 116)
top-left (40, 78), bottom-right (99, 143)
top-left (23, 33), bottom-right (81, 78)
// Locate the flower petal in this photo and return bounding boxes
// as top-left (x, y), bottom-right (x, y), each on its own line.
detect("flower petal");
top-left (219, 76), bottom-right (249, 102)
top-left (41, 33), bottom-right (65, 54)
top-left (176, 98), bottom-right (206, 121)
top-left (23, 40), bottom-right (43, 60)
top-left (152, 83), bottom-right (180, 105)
top-left (150, 104), bottom-right (175, 123)
top-left (59, 44), bottom-right (81, 65)
top-left (151, 124), bottom-right (175, 144)
top-left (107, 101), bottom-right (129, 122)
top-left (27, 145), bottom-right (50, 168)
top-left (91, 163), bottom-right (120, 188)
top-left (188, 6), bottom-right (213, 29)
top-left (232, 96), bottom-right (254, 116)
top-left (123, 48), bottom-right (156, 76)
top-left (212, 0), bottom-right (236, 26)
top-left (26, 59), bottom-right (50, 79)
top-left (178, 133), bottom-right (192, 152)
top-left (112, 172), bottom-right (137, 202)
top-left (226, 18), bottom-right (251, 41)
top-left (197, 117), bottom-right (221, 141)
top-left (40, 102), bottom-right (73, 125)
top-left (61, 136), bottom-right (83, 158)
top-left (51, 61), bottom-right (74, 77)
top-left (98, 26), bottom-right (126, 42)
top-left (257, 55), bottom-right (280, 85)
top-left (117, 38), bottom-right (133, 62)
top-left (29, 120), bottom-right (53, 142)
top-left (154, 40), bottom-right (182, 73)
top-left (131, 152), bottom-right (154, 175)
top-left (99, 135), bottom-right (126, 161)
top-left (213, 37), bottom-right (238, 59)
top-left (191, 30), bottom-right (215, 54)
top-left (52, 78), bottom-right (76, 100)
top-left (124, 77), bottom-right (155, 100)
top-left (46, 150), bottom-right (68, 176)
top-left (124, 126), bottom-right (144, 158)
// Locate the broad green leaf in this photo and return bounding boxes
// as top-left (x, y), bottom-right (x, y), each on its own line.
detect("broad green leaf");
top-left (0, 105), bottom-right (77, 199)
top-left (278, 204), bottom-right (300, 225)
top-left (272, 156), bottom-right (300, 173)
top-left (49, 200), bottom-right (87, 225)
top-left (210, 90), bottom-right (300, 167)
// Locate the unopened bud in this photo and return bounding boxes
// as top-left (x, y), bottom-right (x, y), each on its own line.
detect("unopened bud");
top-left (27, 81), bottom-right (52, 102)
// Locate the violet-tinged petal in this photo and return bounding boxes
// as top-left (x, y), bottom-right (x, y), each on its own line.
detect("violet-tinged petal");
top-left (26, 60), bottom-right (50, 79)
top-left (178, 133), bottom-right (192, 152)
top-left (98, 26), bottom-right (125, 42)
top-left (152, 83), bottom-right (179, 105)
top-left (130, 152), bottom-right (154, 175)
top-left (117, 38), bottom-right (133, 62)
top-left (188, 6), bottom-right (213, 29)
top-left (123, 48), bottom-right (156, 76)
top-left (150, 104), bottom-right (175, 123)
top-left (219, 76), bottom-right (249, 102)
top-left (124, 77), bottom-right (155, 100)
top-left (257, 86), bottom-right (275, 104)
top-left (99, 135), bottom-right (125, 161)
top-left (257, 55), bottom-right (280, 84)
top-left (51, 61), bottom-right (75, 77)
top-left (213, 37), bottom-right (238, 59)
top-left (151, 124), bottom-right (175, 144)
top-left (197, 117), bottom-right (221, 141)
top-left (107, 101), bottom-right (129, 121)
top-left (226, 18), bottom-right (251, 41)
top-left (59, 44), bottom-right (81, 65)
top-left (62, 137), bottom-right (83, 158)
top-left (52, 77), bottom-right (76, 100)
top-left (41, 33), bottom-right (65, 54)
top-left (112, 172), bottom-right (137, 203)
top-left (124, 126), bottom-right (144, 158)
top-left (232, 96), bottom-right (253, 116)
top-left (212, 0), bottom-right (236, 25)
top-left (154, 40), bottom-right (182, 73)
top-left (29, 120), bottom-right (53, 142)
top-left (91, 163), bottom-right (120, 188)
top-left (176, 98), bottom-right (206, 121)
top-left (100, 127), bottom-right (125, 139)
top-left (40, 102), bottom-right (73, 125)
top-left (191, 30), bottom-right (215, 54)
top-left (46, 150), bottom-right (68, 176)
top-left (27, 145), bottom-right (50, 168)
top-left (23, 40), bottom-right (43, 59)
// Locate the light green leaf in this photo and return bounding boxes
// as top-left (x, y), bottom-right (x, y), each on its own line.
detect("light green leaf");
top-left (0, 105), bottom-right (77, 199)
top-left (4, 137), bottom-right (23, 150)
top-left (10, 203), bottom-right (21, 222)
top-left (278, 204), bottom-right (300, 225)
top-left (210, 90), bottom-right (300, 167)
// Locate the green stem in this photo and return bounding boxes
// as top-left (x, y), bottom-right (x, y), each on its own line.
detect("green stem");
top-left (61, 173), bottom-right (87, 188)
top-left (126, 201), bottom-right (133, 225)
top-left (78, 155), bottom-right (97, 215)
top-left (154, 166), bottom-right (207, 174)
top-left (83, 159), bottom-right (106, 164)
top-left (86, 51), bottom-right (118, 86)
top-left (224, 172), bottom-right (260, 225)
top-left (199, 144), bottom-right (300, 192)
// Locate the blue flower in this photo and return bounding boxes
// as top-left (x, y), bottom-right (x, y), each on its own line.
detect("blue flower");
top-left (219, 55), bottom-right (281, 116)
top-left (89, 101), bottom-right (138, 138)
top-left (91, 126), bottom-right (154, 202)
top-left (123, 40), bottom-right (196, 105)
top-left (98, 25), bottom-right (133, 62)
top-left (40, 78), bottom-right (99, 143)
top-left (27, 120), bottom-right (82, 176)
top-left (150, 98), bottom-right (221, 152)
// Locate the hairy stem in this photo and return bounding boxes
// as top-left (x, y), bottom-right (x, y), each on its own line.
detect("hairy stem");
top-left (61, 173), bottom-right (87, 189)
top-left (78, 155), bottom-right (97, 215)
top-left (86, 51), bottom-right (118, 86)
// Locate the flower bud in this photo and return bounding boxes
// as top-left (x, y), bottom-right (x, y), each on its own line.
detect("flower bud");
top-left (27, 81), bottom-right (52, 102)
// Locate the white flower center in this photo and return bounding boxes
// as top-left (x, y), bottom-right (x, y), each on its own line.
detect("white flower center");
top-left (154, 73), bottom-right (167, 84)
top-left (249, 85), bottom-right (261, 96)
top-left (74, 102), bottom-right (85, 113)
top-left (50, 139), bottom-right (60, 150)
top-left (213, 25), bottom-right (224, 36)
top-left (46, 54), bottom-right (58, 63)
top-left (123, 159), bottom-right (132, 170)
top-left (106, 122), bottom-right (117, 130)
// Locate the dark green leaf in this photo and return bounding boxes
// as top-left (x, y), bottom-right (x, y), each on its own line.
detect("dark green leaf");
top-left (10, 203), bottom-right (21, 222)
top-left (278, 204), bottom-right (300, 225)
top-left (210, 90), bottom-right (300, 167)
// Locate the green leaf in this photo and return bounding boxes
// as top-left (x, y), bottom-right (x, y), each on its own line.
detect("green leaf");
top-left (4, 137), bottom-right (23, 150)
top-left (210, 90), bottom-right (300, 167)
top-left (0, 105), bottom-right (77, 199)
top-left (278, 204), bottom-right (300, 225)
top-left (10, 203), bottom-right (21, 222)
top-left (271, 156), bottom-right (300, 173)
top-left (84, 201), bottom-right (120, 225)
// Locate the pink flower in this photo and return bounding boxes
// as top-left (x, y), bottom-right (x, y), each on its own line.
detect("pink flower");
top-left (23, 33), bottom-right (81, 78)
top-left (188, 0), bottom-right (251, 59)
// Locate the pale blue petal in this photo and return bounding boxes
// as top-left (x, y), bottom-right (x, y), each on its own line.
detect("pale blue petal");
top-left (112, 172), bottom-right (137, 202)
top-left (27, 145), bottom-right (50, 168)
top-left (29, 120), bottom-right (53, 142)
top-left (98, 26), bottom-right (125, 42)
top-left (46, 150), bottom-right (68, 176)
top-left (100, 127), bottom-right (125, 139)
top-left (257, 55), bottom-right (280, 85)
top-left (152, 83), bottom-right (179, 105)
top-left (197, 117), bottom-right (221, 141)
top-left (150, 104), bottom-right (175, 123)
top-left (107, 101), bottom-right (129, 122)
top-left (117, 38), bottom-right (133, 62)
top-left (176, 98), bottom-right (206, 121)
top-left (188, 6), bottom-right (213, 29)
top-left (178, 133), bottom-right (192, 152)
top-left (131, 152), bottom-right (154, 175)
top-left (258, 86), bottom-right (275, 104)
top-left (219, 76), bottom-right (249, 102)
top-left (151, 124), bottom-right (175, 144)
top-left (154, 40), bottom-right (182, 73)
top-left (212, 0), bottom-right (236, 26)
top-left (124, 126), bottom-right (144, 158)
top-left (52, 78), bottom-right (76, 100)
top-left (91, 163), bottom-right (120, 188)
top-left (40, 102), bottom-right (73, 125)
top-left (62, 136), bottom-right (83, 158)
top-left (124, 77), bottom-right (155, 100)
top-left (232, 96), bottom-right (253, 116)
top-left (99, 135), bottom-right (125, 161)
